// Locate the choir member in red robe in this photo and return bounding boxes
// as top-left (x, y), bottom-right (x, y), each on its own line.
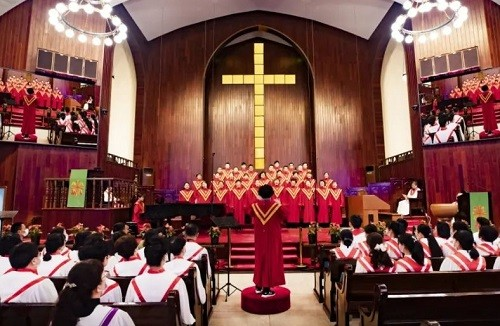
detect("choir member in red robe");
top-left (222, 162), bottom-right (232, 180)
top-left (195, 181), bottom-right (212, 204)
top-left (216, 167), bottom-right (225, 180)
top-left (282, 166), bottom-right (291, 183)
top-left (316, 180), bottom-right (331, 224)
top-left (229, 180), bottom-right (248, 225)
top-left (273, 160), bottom-right (281, 171)
top-left (250, 185), bottom-right (286, 297)
top-left (291, 171), bottom-right (303, 187)
top-left (192, 173), bottom-right (204, 190)
top-left (323, 172), bottom-right (333, 188)
top-left (211, 173), bottom-right (224, 191)
top-left (304, 172), bottom-right (315, 188)
top-left (478, 85), bottom-right (498, 135)
top-left (266, 165), bottom-right (277, 180)
top-left (241, 173), bottom-right (253, 190)
top-left (21, 88), bottom-right (37, 137)
top-left (300, 180), bottom-right (316, 223)
top-left (214, 187), bottom-right (230, 213)
top-left (179, 182), bottom-right (196, 203)
top-left (240, 162), bottom-right (248, 174)
top-left (271, 178), bottom-right (285, 202)
top-left (330, 182), bottom-right (344, 225)
top-left (287, 162), bottom-right (295, 172)
top-left (283, 178), bottom-right (301, 224)
top-left (132, 194), bottom-right (145, 228)
top-left (232, 167), bottom-right (241, 181)
top-left (247, 164), bottom-right (258, 184)
top-left (256, 171), bottom-right (270, 187)
top-left (247, 187), bottom-right (260, 205)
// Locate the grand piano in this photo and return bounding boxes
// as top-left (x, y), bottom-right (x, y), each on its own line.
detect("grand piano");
top-left (143, 203), bottom-right (226, 227)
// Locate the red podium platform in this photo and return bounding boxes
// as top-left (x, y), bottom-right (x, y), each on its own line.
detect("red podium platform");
top-left (241, 286), bottom-right (291, 315)
top-left (14, 133), bottom-right (37, 142)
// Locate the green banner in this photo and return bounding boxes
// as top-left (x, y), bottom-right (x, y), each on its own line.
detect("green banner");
top-left (470, 192), bottom-right (490, 233)
top-left (67, 169), bottom-right (88, 208)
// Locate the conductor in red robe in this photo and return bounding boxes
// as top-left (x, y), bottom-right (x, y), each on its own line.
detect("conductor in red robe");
top-left (250, 185), bottom-right (286, 297)
top-left (21, 88), bottom-right (37, 138)
top-left (478, 85), bottom-right (498, 135)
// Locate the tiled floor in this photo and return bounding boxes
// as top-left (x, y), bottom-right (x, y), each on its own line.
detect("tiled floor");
top-left (209, 272), bottom-right (358, 326)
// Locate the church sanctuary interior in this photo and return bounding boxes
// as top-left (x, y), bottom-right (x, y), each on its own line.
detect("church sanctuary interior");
top-left (1, 0), bottom-right (500, 325)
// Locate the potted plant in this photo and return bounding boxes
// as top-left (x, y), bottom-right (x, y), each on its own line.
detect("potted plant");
top-left (208, 226), bottom-right (221, 245)
top-left (375, 221), bottom-right (387, 236)
top-left (328, 223), bottom-right (341, 243)
top-left (308, 222), bottom-right (319, 244)
top-left (28, 224), bottom-right (42, 245)
top-left (2, 224), bottom-right (11, 236)
top-left (164, 224), bottom-right (175, 238)
top-left (96, 224), bottom-right (110, 236)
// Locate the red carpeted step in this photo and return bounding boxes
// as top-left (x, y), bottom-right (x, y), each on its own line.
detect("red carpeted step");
top-left (231, 263), bottom-right (298, 271)
top-left (241, 286), bottom-right (291, 315)
top-left (231, 254), bottom-right (298, 264)
top-left (232, 246), bottom-right (296, 254)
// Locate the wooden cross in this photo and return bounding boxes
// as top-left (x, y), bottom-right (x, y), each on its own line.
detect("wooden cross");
top-left (222, 43), bottom-right (296, 170)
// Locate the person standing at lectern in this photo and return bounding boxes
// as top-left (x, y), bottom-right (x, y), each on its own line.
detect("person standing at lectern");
top-left (21, 88), bottom-right (37, 138)
top-left (250, 185), bottom-right (286, 298)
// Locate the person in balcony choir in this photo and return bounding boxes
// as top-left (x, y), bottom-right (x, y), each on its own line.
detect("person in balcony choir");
top-left (51, 260), bottom-right (134, 326)
top-left (0, 243), bottom-right (58, 303)
top-left (330, 229), bottom-right (362, 259)
top-left (433, 115), bottom-right (458, 144)
top-left (38, 233), bottom-right (75, 277)
top-left (392, 233), bottom-right (432, 273)
top-left (415, 224), bottom-right (443, 258)
top-left (440, 230), bottom-right (486, 271)
top-left (354, 233), bottom-right (394, 273)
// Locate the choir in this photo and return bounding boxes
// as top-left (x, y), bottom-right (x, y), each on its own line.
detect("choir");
top-left (178, 161), bottom-right (345, 225)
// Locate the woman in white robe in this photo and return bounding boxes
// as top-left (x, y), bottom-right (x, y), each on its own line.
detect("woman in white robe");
top-left (397, 181), bottom-right (420, 216)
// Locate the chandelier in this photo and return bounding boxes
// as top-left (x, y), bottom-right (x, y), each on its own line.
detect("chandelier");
top-left (391, 0), bottom-right (468, 44)
top-left (48, 0), bottom-right (128, 46)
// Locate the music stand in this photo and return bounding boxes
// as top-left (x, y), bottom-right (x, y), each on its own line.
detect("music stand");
top-left (0, 211), bottom-right (18, 231)
top-left (211, 215), bottom-right (241, 301)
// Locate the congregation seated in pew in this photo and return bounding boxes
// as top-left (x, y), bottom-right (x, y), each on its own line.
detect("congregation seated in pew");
top-left (415, 224), bottom-right (444, 258)
top-left (51, 259), bottom-right (134, 326)
top-left (330, 229), bottom-right (362, 259)
top-left (111, 235), bottom-right (148, 277)
top-left (354, 233), bottom-right (394, 273)
top-left (0, 233), bottom-right (22, 274)
top-left (440, 230), bottom-right (486, 271)
top-left (38, 233), bottom-right (75, 277)
top-left (184, 223), bottom-right (212, 277)
top-left (391, 233), bottom-right (433, 272)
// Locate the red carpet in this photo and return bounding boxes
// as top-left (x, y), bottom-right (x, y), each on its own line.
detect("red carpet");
top-left (241, 286), bottom-right (291, 315)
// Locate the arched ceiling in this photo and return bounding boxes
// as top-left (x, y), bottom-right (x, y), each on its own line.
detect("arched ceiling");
top-left (1, 0), bottom-right (499, 41)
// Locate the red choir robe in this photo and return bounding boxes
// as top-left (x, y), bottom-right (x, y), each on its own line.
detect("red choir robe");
top-left (179, 189), bottom-right (196, 203)
top-left (132, 200), bottom-right (145, 228)
top-left (283, 186), bottom-right (301, 223)
top-left (255, 178), bottom-right (270, 187)
top-left (300, 187), bottom-right (316, 223)
top-left (479, 91), bottom-right (497, 132)
top-left (211, 180), bottom-right (224, 191)
top-left (247, 187), bottom-right (260, 204)
top-left (272, 185), bottom-right (285, 202)
top-left (21, 94), bottom-right (37, 135)
top-left (250, 199), bottom-right (286, 288)
top-left (303, 177), bottom-right (316, 188)
top-left (330, 188), bottom-right (344, 224)
top-left (316, 187), bottom-right (331, 223)
top-left (222, 168), bottom-right (232, 180)
top-left (266, 171), bottom-right (277, 181)
top-left (192, 180), bottom-right (203, 190)
top-left (248, 171), bottom-right (258, 184)
top-left (324, 178), bottom-right (333, 188)
top-left (242, 178), bottom-right (253, 190)
top-left (196, 188), bottom-right (212, 204)
top-left (214, 188), bottom-right (230, 212)
top-left (229, 186), bottom-right (248, 225)
top-left (225, 178), bottom-right (236, 191)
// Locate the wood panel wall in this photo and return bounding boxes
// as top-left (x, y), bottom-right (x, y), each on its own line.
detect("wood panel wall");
top-left (25, 0), bottom-right (105, 80)
top-left (204, 40), bottom-right (312, 172)
top-left (484, 0), bottom-right (500, 67)
top-left (0, 1), bottom-right (31, 69)
top-left (423, 139), bottom-right (500, 226)
top-left (412, 0), bottom-right (492, 72)
top-left (0, 143), bottom-right (97, 224)
top-left (126, 9), bottom-right (401, 189)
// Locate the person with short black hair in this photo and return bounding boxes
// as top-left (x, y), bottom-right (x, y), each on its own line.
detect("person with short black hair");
top-left (473, 217), bottom-right (491, 243)
top-left (358, 224), bottom-right (379, 256)
top-left (164, 236), bottom-right (206, 304)
top-left (125, 237), bottom-right (195, 325)
top-left (0, 243), bottom-right (58, 303)
top-left (476, 226), bottom-right (499, 257)
top-left (10, 222), bottom-right (28, 239)
top-left (392, 234), bottom-right (432, 272)
top-left (51, 260), bottom-right (133, 326)
top-left (111, 235), bottom-right (147, 276)
top-left (0, 233), bottom-right (22, 274)
top-left (330, 229), bottom-right (361, 259)
top-left (349, 215), bottom-right (365, 243)
top-left (45, 226), bottom-right (71, 257)
top-left (250, 185), bottom-right (286, 298)
top-left (68, 230), bottom-right (92, 262)
top-left (137, 228), bottom-right (163, 260)
top-left (385, 221), bottom-right (404, 260)
top-left (183, 223), bottom-right (212, 277)
top-left (415, 224), bottom-right (443, 258)
top-left (38, 233), bottom-right (75, 277)
top-left (355, 233), bottom-right (394, 273)
top-left (112, 222), bottom-right (129, 235)
top-left (79, 238), bottom-right (122, 303)
top-left (440, 231), bottom-right (486, 271)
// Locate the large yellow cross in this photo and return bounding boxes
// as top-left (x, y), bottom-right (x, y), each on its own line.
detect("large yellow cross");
top-left (222, 43), bottom-right (296, 170)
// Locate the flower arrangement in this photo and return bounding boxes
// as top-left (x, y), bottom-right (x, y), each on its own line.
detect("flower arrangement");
top-left (308, 222), bottom-right (320, 235)
top-left (208, 226), bottom-right (221, 238)
top-left (67, 223), bottom-right (88, 234)
top-left (164, 224), bottom-right (175, 237)
top-left (328, 223), bottom-right (341, 236)
top-left (375, 221), bottom-right (386, 235)
top-left (2, 224), bottom-right (11, 236)
top-left (96, 224), bottom-right (110, 234)
top-left (28, 224), bottom-right (42, 237)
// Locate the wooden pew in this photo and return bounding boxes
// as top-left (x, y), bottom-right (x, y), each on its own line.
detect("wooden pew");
top-left (335, 267), bottom-right (500, 326)
top-left (49, 277), bottom-right (67, 293)
top-left (0, 303), bottom-right (54, 326)
top-left (111, 291), bottom-right (182, 326)
top-left (109, 276), bottom-right (133, 301)
top-left (192, 254), bottom-right (212, 326)
top-left (359, 284), bottom-right (500, 325)
top-left (323, 251), bottom-right (357, 321)
top-left (313, 245), bottom-right (335, 303)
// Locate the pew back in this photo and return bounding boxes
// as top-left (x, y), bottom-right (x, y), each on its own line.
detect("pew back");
top-left (0, 303), bottom-right (54, 326)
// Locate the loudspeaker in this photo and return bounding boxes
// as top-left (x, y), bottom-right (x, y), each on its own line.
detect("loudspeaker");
top-left (365, 165), bottom-right (376, 185)
top-left (142, 168), bottom-right (154, 187)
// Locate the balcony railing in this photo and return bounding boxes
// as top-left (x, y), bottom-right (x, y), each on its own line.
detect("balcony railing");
top-left (44, 178), bottom-right (136, 209)
top-left (379, 150), bottom-right (414, 167)
top-left (106, 153), bottom-right (137, 168)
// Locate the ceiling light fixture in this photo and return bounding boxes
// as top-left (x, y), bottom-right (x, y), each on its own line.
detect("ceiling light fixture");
top-left (391, 0), bottom-right (468, 44)
top-left (48, 0), bottom-right (127, 46)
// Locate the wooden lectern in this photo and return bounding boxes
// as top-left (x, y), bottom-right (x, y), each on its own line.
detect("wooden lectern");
top-left (347, 195), bottom-right (390, 226)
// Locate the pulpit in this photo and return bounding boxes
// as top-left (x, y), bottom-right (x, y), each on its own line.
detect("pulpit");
top-left (347, 195), bottom-right (390, 226)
